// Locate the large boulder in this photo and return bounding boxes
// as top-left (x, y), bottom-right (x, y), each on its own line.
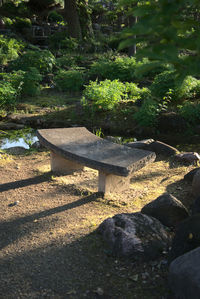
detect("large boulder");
top-left (169, 214), bottom-right (200, 262)
top-left (191, 196), bottom-right (200, 215)
top-left (146, 141), bottom-right (178, 157)
top-left (184, 167), bottom-right (200, 182)
top-left (192, 169), bottom-right (200, 197)
top-left (175, 152), bottom-right (200, 165)
top-left (141, 193), bottom-right (189, 227)
top-left (169, 247), bottom-right (200, 299)
top-left (97, 212), bottom-right (170, 260)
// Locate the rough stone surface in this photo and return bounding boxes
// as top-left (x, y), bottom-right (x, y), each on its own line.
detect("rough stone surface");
top-left (184, 167), bottom-right (200, 182)
top-left (192, 169), bottom-right (200, 197)
top-left (5, 146), bottom-right (28, 155)
top-left (191, 196), bottom-right (200, 215)
top-left (97, 212), bottom-right (170, 260)
top-left (141, 193), bottom-right (189, 227)
top-left (126, 139), bottom-right (154, 151)
top-left (0, 122), bottom-right (25, 130)
top-left (37, 127), bottom-right (156, 177)
top-left (169, 214), bottom-right (200, 262)
top-left (175, 152), bottom-right (200, 165)
top-left (169, 247), bottom-right (200, 299)
top-left (146, 141), bottom-right (178, 156)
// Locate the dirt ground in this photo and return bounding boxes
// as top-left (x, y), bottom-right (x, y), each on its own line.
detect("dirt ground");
top-left (0, 149), bottom-right (196, 299)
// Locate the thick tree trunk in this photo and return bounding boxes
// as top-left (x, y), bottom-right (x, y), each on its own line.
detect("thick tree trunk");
top-left (64, 0), bottom-right (82, 40)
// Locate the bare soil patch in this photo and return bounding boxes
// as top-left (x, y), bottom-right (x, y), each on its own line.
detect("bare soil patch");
top-left (0, 150), bottom-right (196, 298)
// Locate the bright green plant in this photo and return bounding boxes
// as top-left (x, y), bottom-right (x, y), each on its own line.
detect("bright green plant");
top-left (0, 35), bottom-right (24, 65)
top-left (176, 76), bottom-right (200, 101)
top-left (0, 82), bottom-right (18, 108)
top-left (82, 79), bottom-right (127, 111)
top-left (54, 69), bottom-right (85, 92)
top-left (1, 68), bottom-right (42, 97)
top-left (9, 50), bottom-right (55, 75)
top-left (133, 99), bottom-right (159, 128)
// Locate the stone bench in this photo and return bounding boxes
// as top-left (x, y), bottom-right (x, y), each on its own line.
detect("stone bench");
top-left (36, 127), bottom-right (156, 194)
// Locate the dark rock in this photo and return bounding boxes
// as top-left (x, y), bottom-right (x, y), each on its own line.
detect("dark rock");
top-left (146, 141), bottom-right (179, 156)
top-left (169, 247), bottom-right (200, 299)
top-left (0, 122), bottom-right (25, 130)
top-left (169, 214), bottom-right (200, 262)
top-left (192, 169), bottom-right (200, 197)
top-left (141, 193), bottom-right (189, 227)
top-left (97, 212), bottom-right (170, 260)
top-left (191, 197), bottom-right (200, 215)
top-left (126, 139), bottom-right (154, 151)
top-left (175, 152), bottom-right (200, 165)
top-left (31, 141), bottom-right (44, 150)
top-left (184, 167), bottom-right (200, 182)
top-left (6, 146), bottom-right (28, 155)
top-left (157, 112), bottom-right (187, 133)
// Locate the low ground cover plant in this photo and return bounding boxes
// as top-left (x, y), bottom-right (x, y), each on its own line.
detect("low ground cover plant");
top-left (0, 35), bottom-right (24, 66)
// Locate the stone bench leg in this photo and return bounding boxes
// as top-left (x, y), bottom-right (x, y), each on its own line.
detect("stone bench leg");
top-left (98, 171), bottom-right (130, 194)
top-left (50, 151), bottom-right (84, 174)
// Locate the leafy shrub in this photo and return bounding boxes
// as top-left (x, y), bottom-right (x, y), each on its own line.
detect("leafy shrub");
top-left (178, 102), bottom-right (200, 125)
top-left (13, 17), bottom-right (31, 33)
top-left (54, 69), bottom-right (84, 92)
top-left (176, 76), bottom-right (200, 101)
top-left (0, 82), bottom-right (18, 108)
top-left (82, 80), bottom-right (151, 111)
top-left (89, 56), bottom-right (137, 82)
top-left (83, 79), bottom-right (126, 111)
top-left (48, 11), bottom-right (64, 23)
top-left (56, 55), bottom-right (77, 70)
top-left (9, 50), bottom-right (55, 75)
top-left (134, 58), bottom-right (171, 80)
top-left (2, 68), bottom-right (42, 97)
top-left (48, 32), bottom-right (78, 52)
top-left (150, 71), bottom-right (177, 100)
top-left (0, 35), bottom-right (24, 65)
top-left (133, 99), bottom-right (159, 127)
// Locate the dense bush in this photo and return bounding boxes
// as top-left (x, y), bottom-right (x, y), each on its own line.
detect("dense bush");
top-left (2, 68), bottom-right (42, 97)
top-left (0, 35), bottom-right (24, 65)
top-left (9, 50), bottom-right (55, 75)
top-left (54, 69), bottom-right (85, 92)
top-left (133, 99), bottom-right (159, 128)
top-left (0, 82), bottom-right (18, 108)
top-left (150, 71), bottom-right (177, 100)
top-left (82, 79), bottom-right (150, 111)
top-left (178, 102), bottom-right (200, 125)
top-left (12, 17), bottom-right (31, 33)
top-left (48, 11), bottom-right (64, 23)
top-left (176, 76), bottom-right (200, 101)
top-left (134, 58), bottom-right (171, 80)
top-left (48, 33), bottom-right (78, 53)
top-left (89, 56), bottom-right (137, 82)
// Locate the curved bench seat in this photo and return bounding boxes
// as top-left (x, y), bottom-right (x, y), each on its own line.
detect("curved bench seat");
top-left (36, 127), bottom-right (156, 194)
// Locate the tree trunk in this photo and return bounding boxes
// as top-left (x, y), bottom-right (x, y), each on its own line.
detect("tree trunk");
top-left (64, 0), bottom-right (82, 40)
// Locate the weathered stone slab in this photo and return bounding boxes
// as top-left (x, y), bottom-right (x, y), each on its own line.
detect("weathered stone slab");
top-left (37, 127), bottom-right (156, 177)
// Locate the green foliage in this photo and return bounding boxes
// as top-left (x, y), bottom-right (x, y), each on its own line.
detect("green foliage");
top-left (1, 68), bottom-right (42, 97)
top-left (150, 71), bottom-right (177, 100)
top-left (176, 76), bottom-right (200, 101)
top-left (0, 82), bottom-right (18, 108)
top-left (178, 102), bottom-right (200, 125)
top-left (134, 58), bottom-right (171, 80)
top-left (120, 0), bottom-right (200, 77)
top-left (9, 50), bottom-right (55, 75)
top-left (82, 79), bottom-right (149, 111)
top-left (48, 11), bottom-right (64, 23)
top-left (89, 56), bottom-right (137, 82)
top-left (0, 35), bottom-right (24, 65)
top-left (12, 17), bottom-right (32, 33)
top-left (48, 32), bottom-right (78, 53)
top-left (54, 69), bottom-right (84, 92)
top-left (133, 99), bottom-right (159, 128)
